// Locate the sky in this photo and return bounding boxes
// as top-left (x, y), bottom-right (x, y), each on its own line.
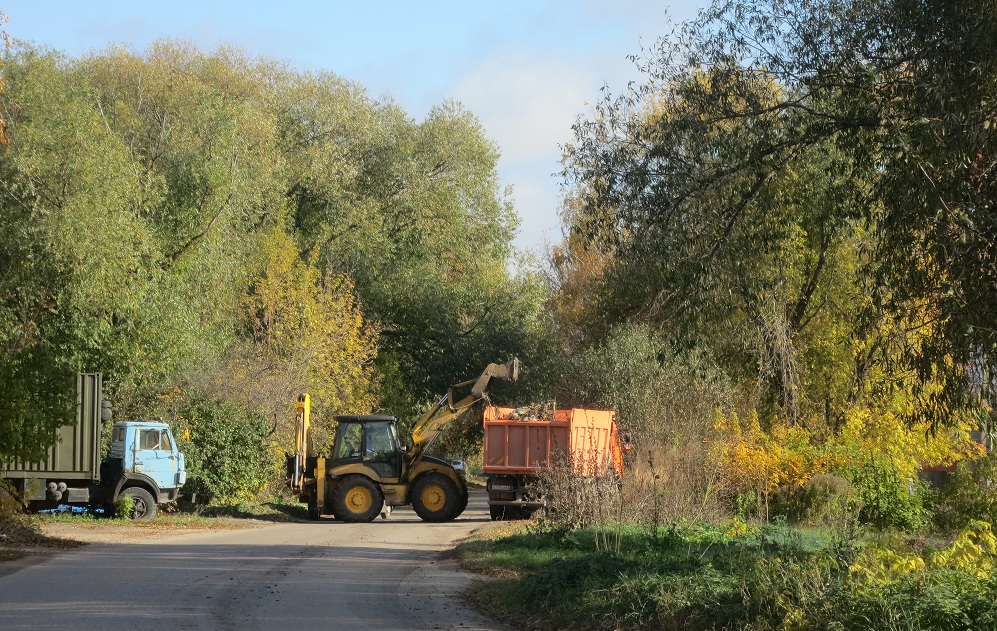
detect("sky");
top-left (2, 1), bottom-right (709, 253)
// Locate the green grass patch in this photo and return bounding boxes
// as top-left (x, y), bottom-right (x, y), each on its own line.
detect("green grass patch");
top-left (460, 520), bottom-right (997, 631)
top-left (35, 500), bottom-right (307, 529)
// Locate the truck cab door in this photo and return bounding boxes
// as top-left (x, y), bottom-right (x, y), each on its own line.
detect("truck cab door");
top-left (134, 428), bottom-right (180, 490)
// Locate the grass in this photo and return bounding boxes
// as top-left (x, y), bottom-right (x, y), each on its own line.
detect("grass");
top-left (459, 519), bottom-right (997, 631)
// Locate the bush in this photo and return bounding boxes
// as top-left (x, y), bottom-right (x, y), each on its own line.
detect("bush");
top-left (0, 480), bottom-right (24, 520)
top-left (847, 456), bottom-right (929, 531)
top-left (177, 397), bottom-right (272, 504)
top-left (769, 474), bottom-right (858, 527)
top-left (932, 454), bottom-right (997, 532)
top-left (114, 494), bottom-right (134, 519)
top-left (533, 454), bottom-right (623, 534)
top-left (558, 323), bottom-right (733, 449)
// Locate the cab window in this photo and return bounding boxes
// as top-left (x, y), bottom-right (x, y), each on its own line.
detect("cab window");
top-left (334, 421), bottom-right (362, 460)
top-left (139, 429), bottom-right (171, 450)
top-left (364, 422), bottom-right (399, 477)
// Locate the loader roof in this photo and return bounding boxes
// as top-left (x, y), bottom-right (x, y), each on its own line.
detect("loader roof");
top-left (332, 414), bottom-right (397, 423)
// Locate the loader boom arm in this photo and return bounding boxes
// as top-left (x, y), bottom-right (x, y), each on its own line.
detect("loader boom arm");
top-left (407, 359), bottom-right (519, 465)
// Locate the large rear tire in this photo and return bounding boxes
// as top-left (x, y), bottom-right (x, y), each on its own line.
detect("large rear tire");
top-left (411, 472), bottom-right (461, 522)
top-left (331, 475), bottom-right (382, 523)
top-left (122, 487), bottom-right (157, 520)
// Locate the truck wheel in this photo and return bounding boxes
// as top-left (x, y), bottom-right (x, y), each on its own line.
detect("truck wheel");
top-left (411, 473), bottom-right (461, 522)
top-left (458, 488), bottom-right (469, 515)
top-left (122, 487), bottom-right (157, 520)
top-left (331, 475), bottom-right (382, 523)
top-left (489, 505), bottom-right (507, 521)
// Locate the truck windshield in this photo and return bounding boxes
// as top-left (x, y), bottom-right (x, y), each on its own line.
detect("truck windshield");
top-left (139, 429), bottom-right (172, 451)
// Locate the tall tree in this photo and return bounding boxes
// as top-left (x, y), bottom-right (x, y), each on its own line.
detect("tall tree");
top-left (0, 10), bottom-right (9, 145)
top-left (0, 39), bottom-right (547, 463)
top-left (562, 0), bottom-right (997, 424)
top-left (280, 83), bottom-right (536, 409)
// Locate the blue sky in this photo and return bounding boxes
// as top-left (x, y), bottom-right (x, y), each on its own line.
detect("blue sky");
top-left (2, 1), bottom-right (708, 252)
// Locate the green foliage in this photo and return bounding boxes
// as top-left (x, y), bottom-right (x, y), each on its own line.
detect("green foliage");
top-left (769, 474), bottom-right (858, 528)
top-left (113, 494), bottom-right (134, 520)
top-left (561, 0), bottom-right (997, 427)
top-left (932, 455), bottom-right (997, 533)
top-left (0, 480), bottom-right (25, 521)
top-left (464, 520), bottom-right (997, 631)
top-left (0, 38), bottom-right (542, 475)
top-left (170, 394), bottom-right (272, 504)
top-left (558, 323), bottom-right (732, 446)
top-left (845, 456), bottom-right (930, 532)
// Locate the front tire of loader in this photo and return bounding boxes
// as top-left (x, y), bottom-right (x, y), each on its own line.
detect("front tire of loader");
top-left (411, 473), bottom-right (462, 522)
top-left (458, 488), bottom-right (469, 515)
top-left (331, 475), bottom-right (382, 523)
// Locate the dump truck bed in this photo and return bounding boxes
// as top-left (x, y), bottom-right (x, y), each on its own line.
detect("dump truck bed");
top-left (483, 406), bottom-right (623, 477)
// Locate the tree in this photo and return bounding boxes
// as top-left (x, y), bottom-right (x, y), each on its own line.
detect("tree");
top-left (562, 0), bottom-right (997, 425)
top-left (280, 83), bottom-right (541, 412)
top-left (0, 10), bottom-right (9, 144)
top-left (220, 225), bottom-right (378, 444)
top-left (0, 47), bottom-right (161, 459)
top-left (0, 38), bottom-right (547, 469)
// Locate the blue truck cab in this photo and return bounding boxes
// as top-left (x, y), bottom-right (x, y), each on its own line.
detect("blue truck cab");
top-left (100, 421), bottom-right (187, 519)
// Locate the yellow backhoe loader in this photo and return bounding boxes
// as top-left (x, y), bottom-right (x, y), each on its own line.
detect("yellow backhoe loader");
top-left (286, 359), bottom-right (519, 522)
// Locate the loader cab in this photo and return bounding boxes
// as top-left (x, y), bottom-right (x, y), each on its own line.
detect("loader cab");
top-left (331, 415), bottom-right (403, 479)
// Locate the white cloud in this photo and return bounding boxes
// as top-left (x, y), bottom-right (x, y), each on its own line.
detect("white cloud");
top-left (448, 47), bottom-right (637, 252)
top-left (450, 50), bottom-right (594, 164)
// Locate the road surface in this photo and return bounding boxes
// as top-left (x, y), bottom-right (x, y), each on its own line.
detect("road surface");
top-left (0, 490), bottom-right (515, 630)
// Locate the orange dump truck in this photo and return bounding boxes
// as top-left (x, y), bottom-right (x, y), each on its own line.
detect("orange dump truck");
top-left (482, 406), bottom-right (630, 520)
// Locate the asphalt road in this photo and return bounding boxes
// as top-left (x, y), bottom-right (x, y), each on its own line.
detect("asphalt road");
top-left (0, 490), bottom-right (515, 630)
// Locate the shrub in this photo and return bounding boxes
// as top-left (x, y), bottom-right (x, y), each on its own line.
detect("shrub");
top-left (626, 442), bottom-right (725, 525)
top-left (0, 480), bottom-right (24, 520)
top-left (846, 455), bottom-right (929, 531)
top-left (932, 454), bottom-right (997, 533)
top-left (558, 323), bottom-right (733, 449)
top-left (769, 474), bottom-right (858, 527)
top-left (536, 452), bottom-right (623, 530)
top-left (176, 397), bottom-right (272, 504)
top-left (114, 494), bottom-right (134, 519)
